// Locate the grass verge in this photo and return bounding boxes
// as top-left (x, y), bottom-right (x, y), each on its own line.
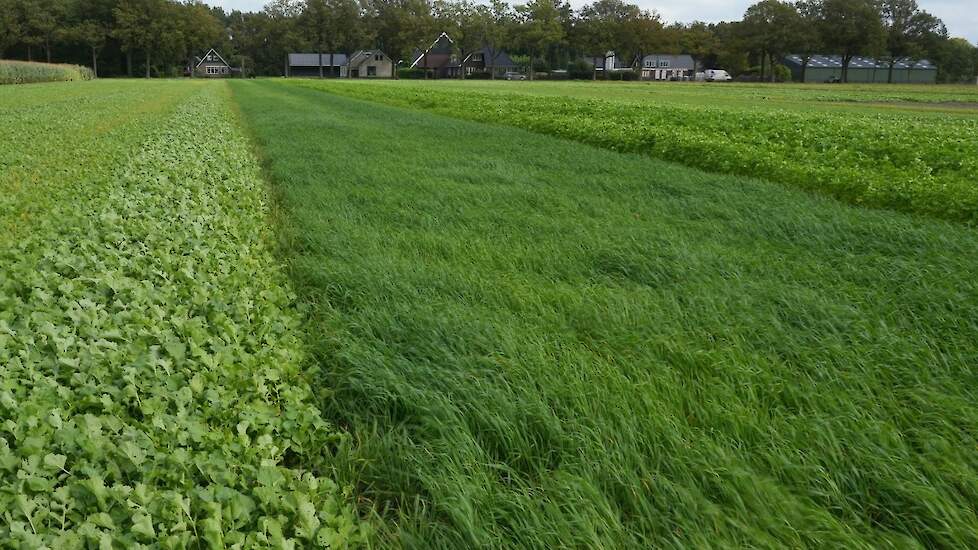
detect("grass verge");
top-left (231, 79), bottom-right (978, 548)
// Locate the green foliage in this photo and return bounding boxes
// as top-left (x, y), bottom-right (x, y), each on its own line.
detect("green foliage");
top-left (0, 80), bottom-right (364, 546)
top-left (772, 62), bottom-right (792, 81)
top-left (231, 79), bottom-right (978, 548)
top-left (397, 67), bottom-right (428, 79)
top-left (288, 79), bottom-right (978, 223)
top-left (0, 60), bottom-right (93, 84)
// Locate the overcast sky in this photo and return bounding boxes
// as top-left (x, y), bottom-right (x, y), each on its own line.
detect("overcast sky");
top-left (209, 0), bottom-right (977, 43)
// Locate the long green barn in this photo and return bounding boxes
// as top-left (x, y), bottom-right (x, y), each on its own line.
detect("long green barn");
top-left (784, 55), bottom-right (937, 84)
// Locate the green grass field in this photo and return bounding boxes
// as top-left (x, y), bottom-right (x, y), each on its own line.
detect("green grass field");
top-left (230, 79), bottom-right (978, 548)
top-left (4, 77), bottom-right (978, 547)
top-left (303, 78), bottom-right (978, 112)
top-left (291, 78), bottom-right (978, 223)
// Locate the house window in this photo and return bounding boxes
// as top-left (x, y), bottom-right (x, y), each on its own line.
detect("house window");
top-left (374, 54), bottom-right (381, 60)
top-left (206, 66), bottom-right (220, 75)
top-left (658, 60), bottom-right (670, 68)
top-left (367, 66), bottom-right (377, 76)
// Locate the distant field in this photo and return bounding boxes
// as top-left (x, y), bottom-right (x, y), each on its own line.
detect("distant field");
top-left (0, 80), bottom-right (361, 546)
top-left (430, 80), bottom-right (978, 109)
top-left (232, 79), bottom-right (978, 548)
top-left (290, 79), bottom-right (978, 222)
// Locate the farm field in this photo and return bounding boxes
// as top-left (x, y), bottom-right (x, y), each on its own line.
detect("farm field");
top-left (0, 80), bottom-right (362, 546)
top-left (290, 78), bottom-right (978, 223)
top-left (231, 79), bottom-right (978, 548)
top-left (307, 79), bottom-right (978, 111)
top-left (4, 76), bottom-right (978, 548)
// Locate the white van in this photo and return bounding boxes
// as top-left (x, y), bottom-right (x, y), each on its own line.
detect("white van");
top-left (704, 69), bottom-right (733, 82)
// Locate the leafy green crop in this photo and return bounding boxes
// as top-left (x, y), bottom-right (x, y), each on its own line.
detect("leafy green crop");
top-left (291, 79), bottom-right (978, 223)
top-left (0, 81), bottom-right (364, 547)
top-left (0, 60), bottom-right (94, 85)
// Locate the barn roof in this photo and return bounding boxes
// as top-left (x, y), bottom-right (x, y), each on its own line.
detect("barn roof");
top-left (784, 55), bottom-right (936, 70)
top-left (288, 53), bottom-right (349, 67)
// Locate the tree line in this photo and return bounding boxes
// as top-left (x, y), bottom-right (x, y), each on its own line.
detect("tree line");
top-left (1, 0), bottom-right (976, 83)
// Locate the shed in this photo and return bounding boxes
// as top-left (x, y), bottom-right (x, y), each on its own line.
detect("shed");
top-left (783, 55), bottom-right (937, 83)
top-left (288, 53), bottom-right (348, 77)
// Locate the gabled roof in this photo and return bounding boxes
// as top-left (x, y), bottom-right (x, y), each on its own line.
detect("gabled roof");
top-left (462, 47), bottom-right (516, 68)
top-left (784, 54), bottom-right (936, 70)
top-left (640, 54), bottom-right (696, 69)
top-left (195, 48), bottom-right (230, 68)
top-left (410, 33), bottom-right (455, 67)
top-left (288, 53), bottom-right (349, 67)
top-left (348, 50), bottom-right (389, 67)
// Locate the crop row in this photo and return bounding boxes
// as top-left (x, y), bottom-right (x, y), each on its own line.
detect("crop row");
top-left (0, 82), bottom-right (363, 547)
top-left (0, 60), bottom-right (94, 85)
top-left (296, 80), bottom-right (978, 222)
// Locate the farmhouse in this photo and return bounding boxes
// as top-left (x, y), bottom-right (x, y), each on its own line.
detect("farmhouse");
top-left (783, 55), bottom-right (937, 83)
top-left (410, 33), bottom-right (461, 78)
top-left (192, 48), bottom-right (232, 78)
top-left (346, 50), bottom-right (394, 78)
top-left (460, 47), bottom-right (517, 77)
top-left (639, 54), bottom-right (696, 81)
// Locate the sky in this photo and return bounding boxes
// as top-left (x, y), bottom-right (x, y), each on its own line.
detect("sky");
top-left (210, 0), bottom-right (977, 43)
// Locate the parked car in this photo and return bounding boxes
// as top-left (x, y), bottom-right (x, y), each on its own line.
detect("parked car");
top-left (503, 71), bottom-right (526, 81)
top-left (704, 69), bottom-right (733, 82)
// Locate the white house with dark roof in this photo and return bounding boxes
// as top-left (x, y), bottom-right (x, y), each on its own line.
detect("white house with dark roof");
top-left (639, 54), bottom-right (696, 81)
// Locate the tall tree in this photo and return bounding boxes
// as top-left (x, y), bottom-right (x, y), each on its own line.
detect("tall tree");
top-left (816, 0), bottom-right (884, 82)
top-left (365, 0), bottom-right (435, 76)
top-left (791, 0), bottom-right (823, 82)
top-left (881, 0), bottom-right (945, 83)
top-left (302, 0), bottom-right (330, 77)
top-left (741, 0), bottom-right (803, 81)
top-left (0, 0), bottom-right (23, 57)
top-left (21, 0), bottom-right (67, 62)
top-left (113, 0), bottom-right (151, 76)
top-left (676, 22), bottom-right (718, 71)
top-left (472, 0), bottom-right (513, 79)
top-left (515, 0), bottom-right (566, 80)
top-left (621, 8), bottom-right (666, 70)
top-left (67, 21), bottom-right (107, 76)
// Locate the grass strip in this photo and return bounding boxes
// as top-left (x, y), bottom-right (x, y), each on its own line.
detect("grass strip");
top-left (288, 79), bottom-right (978, 223)
top-left (0, 80), bottom-right (364, 547)
top-left (232, 79), bottom-right (978, 548)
